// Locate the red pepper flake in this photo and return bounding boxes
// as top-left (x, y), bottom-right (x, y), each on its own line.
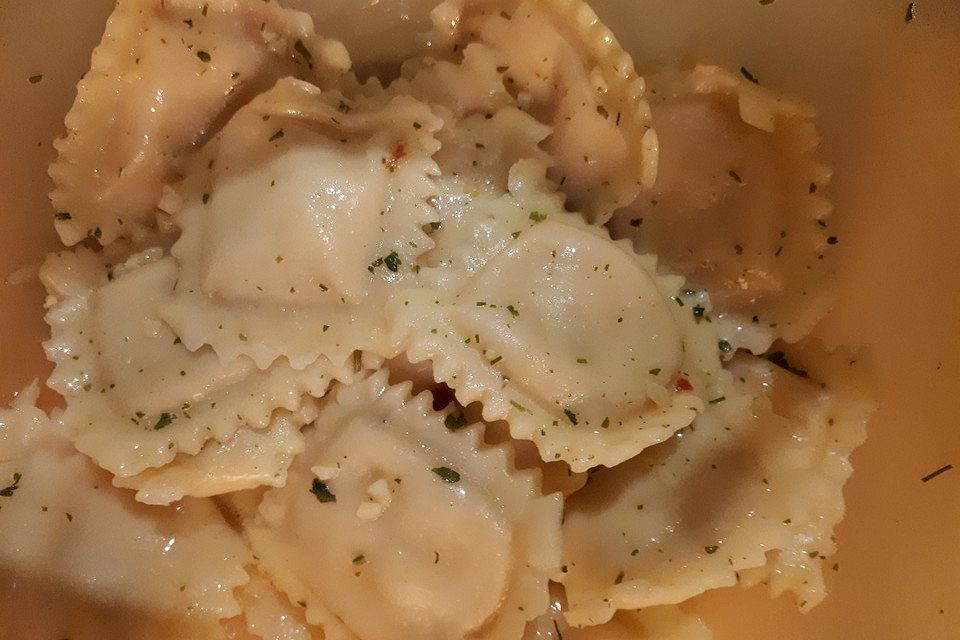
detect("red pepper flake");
top-left (385, 144), bottom-right (406, 173)
top-left (675, 377), bottom-right (693, 392)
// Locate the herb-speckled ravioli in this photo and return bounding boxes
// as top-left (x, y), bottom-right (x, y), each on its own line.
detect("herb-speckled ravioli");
top-left (610, 65), bottom-right (835, 353)
top-left (161, 77), bottom-right (442, 370)
top-left (245, 371), bottom-right (562, 640)
top-left (49, 0), bottom-right (350, 246)
top-left (391, 161), bottom-right (727, 472)
top-left (561, 347), bottom-right (873, 625)
top-left (41, 247), bottom-right (340, 480)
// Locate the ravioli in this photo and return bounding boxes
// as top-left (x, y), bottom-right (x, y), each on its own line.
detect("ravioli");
top-left (42, 248), bottom-right (337, 478)
top-left (609, 66), bottom-right (835, 352)
top-left (162, 77), bottom-right (441, 369)
top-left (50, 0), bottom-right (350, 246)
top-left (245, 372), bottom-right (562, 640)
top-left (7, 0), bottom-right (874, 637)
top-left (561, 347), bottom-right (873, 625)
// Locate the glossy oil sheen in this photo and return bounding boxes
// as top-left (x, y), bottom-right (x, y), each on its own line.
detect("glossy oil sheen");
top-left (1, 1), bottom-right (958, 638)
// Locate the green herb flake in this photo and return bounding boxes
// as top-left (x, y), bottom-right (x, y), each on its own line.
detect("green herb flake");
top-left (905, 2), bottom-right (915, 22)
top-left (921, 464), bottom-right (953, 483)
top-left (692, 305), bottom-right (707, 323)
top-left (489, 355), bottom-right (503, 365)
top-left (760, 0), bottom-right (775, 5)
top-left (202, 193), bottom-right (210, 204)
top-left (601, 417), bottom-right (610, 429)
top-left (672, 296), bottom-right (685, 307)
top-left (629, 218), bottom-right (642, 227)
top-left (509, 400), bottom-right (530, 413)
top-left (444, 411), bottom-right (468, 432)
top-left (740, 66), bottom-right (759, 84)
top-left (704, 545), bottom-right (719, 554)
top-left (352, 554), bottom-right (366, 565)
top-left (383, 251), bottom-right (401, 272)
top-left (596, 105), bottom-right (609, 119)
top-left (0, 473), bottom-right (22, 498)
top-left (29, 74), bottom-right (43, 84)
top-left (529, 210), bottom-right (547, 222)
top-left (576, 358), bottom-right (588, 364)
top-left (718, 339), bottom-right (733, 353)
top-left (708, 396), bottom-right (727, 405)
top-left (506, 304), bottom-right (520, 317)
top-left (269, 129), bottom-right (285, 142)
top-left (294, 39), bottom-right (313, 61)
top-left (563, 409), bottom-right (578, 425)
top-left (432, 467), bottom-right (461, 483)
top-left (153, 412), bottom-right (174, 430)
top-left (648, 368), bottom-right (662, 376)
top-left (352, 350), bottom-right (363, 373)
top-left (310, 478), bottom-right (336, 503)
top-left (197, 50), bottom-right (211, 63)
top-left (429, 221), bottom-right (442, 230)
top-left (54, 212), bottom-right (72, 220)
top-left (413, 121), bottom-right (422, 129)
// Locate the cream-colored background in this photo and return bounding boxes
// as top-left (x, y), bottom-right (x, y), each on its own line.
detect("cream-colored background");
top-left (1, 1), bottom-right (957, 638)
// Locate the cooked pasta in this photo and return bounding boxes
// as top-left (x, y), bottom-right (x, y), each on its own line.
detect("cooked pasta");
top-left (0, 0), bottom-right (874, 638)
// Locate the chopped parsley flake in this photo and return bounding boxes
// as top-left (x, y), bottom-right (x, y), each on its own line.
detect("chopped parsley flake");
top-left (563, 409), bottom-right (578, 425)
top-left (921, 464), bottom-right (953, 483)
top-left (444, 411), bottom-right (468, 431)
top-left (629, 218), bottom-right (642, 227)
top-left (704, 545), bottom-right (719, 554)
top-left (0, 473), bottom-right (22, 498)
top-left (506, 304), bottom-right (520, 317)
top-left (692, 305), bottom-right (707, 323)
top-left (576, 358), bottom-right (588, 364)
top-left (269, 129), bottom-right (285, 142)
top-left (648, 368), bottom-right (662, 376)
top-left (383, 251), bottom-right (401, 272)
top-left (196, 50), bottom-right (211, 62)
top-left (294, 39), bottom-right (313, 61)
top-left (740, 66), bottom-right (759, 84)
top-left (509, 400), bottom-right (530, 413)
top-left (529, 210), bottom-right (547, 222)
top-left (432, 467), bottom-right (461, 483)
top-left (310, 478), bottom-right (336, 503)
top-left (153, 413), bottom-right (174, 430)
top-left (352, 554), bottom-right (366, 565)
top-left (29, 74), bottom-right (43, 84)
top-left (718, 339), bottom-right (733, 353)
top-left (369, 251), bottom-right (401, 273)
top-left (54, 212), bottom-right (72, 220)
top-left (708, 396), bottom-right (727, 404)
